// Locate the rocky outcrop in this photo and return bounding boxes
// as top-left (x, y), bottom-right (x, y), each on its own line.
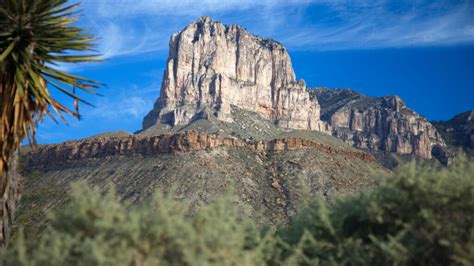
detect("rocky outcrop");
top-left (312, 88), bottom-right (446, 159)
top-left (143, 17), bottom-right (329, 132)
top-left (26, 131), bottom-right (374, 169)
top-left (432, 110), bottom-right (474, 155)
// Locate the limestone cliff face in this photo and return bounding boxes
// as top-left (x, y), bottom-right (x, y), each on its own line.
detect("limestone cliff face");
top-left (312, 88), bottom-right (446, 159)
top-left (143, 17), bottom-right (329, 132)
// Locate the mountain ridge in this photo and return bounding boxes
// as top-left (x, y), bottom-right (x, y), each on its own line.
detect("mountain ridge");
top-left (312, 87), bottom-right (446, 160)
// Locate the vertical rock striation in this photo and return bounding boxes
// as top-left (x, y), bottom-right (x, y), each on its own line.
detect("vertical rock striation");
top-left (143, 17), bottom-right (329, 132)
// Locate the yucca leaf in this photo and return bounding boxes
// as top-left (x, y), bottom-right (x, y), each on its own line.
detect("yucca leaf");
top-left (41, 65), bottom-right (102, 85)
top-left (48, 79), bottom-right (95, 106)
top-left (0, 41), bottom-right (15, 61)
top-left (37, 3), bottom-right (79, 18)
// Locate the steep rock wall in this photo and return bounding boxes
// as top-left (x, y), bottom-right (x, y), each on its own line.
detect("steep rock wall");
top-left (143, 17), bottom-right (329, 132)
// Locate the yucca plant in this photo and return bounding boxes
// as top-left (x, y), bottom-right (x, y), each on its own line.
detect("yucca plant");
top-left (0, 0), bottom-right (101, 245)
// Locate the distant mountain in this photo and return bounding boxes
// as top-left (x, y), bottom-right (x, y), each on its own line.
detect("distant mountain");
top-left (311, 88), bottom-right (447, 163)
top-left (432, 110), bottom-right (474, 155)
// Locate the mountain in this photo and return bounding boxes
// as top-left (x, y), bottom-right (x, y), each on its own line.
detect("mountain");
top-left (142, 16), bottom-right (329, 132)
top-left (432, 110), bottom-right (474, 155)
top-left (311, 88), bottom-right (447, 163)
top-left (17, 17), bottom-right (454, 236)
top-left (140, 16), bottom-right (448, 164)
top-left (16, 17), bottom-right (390, 236)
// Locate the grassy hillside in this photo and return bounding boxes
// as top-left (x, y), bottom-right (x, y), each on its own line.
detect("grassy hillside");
top-left (14, 145), bottom-right (385, 239)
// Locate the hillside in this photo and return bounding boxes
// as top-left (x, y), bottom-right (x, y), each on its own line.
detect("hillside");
top-left (18, 131), bottom-right (386, 237)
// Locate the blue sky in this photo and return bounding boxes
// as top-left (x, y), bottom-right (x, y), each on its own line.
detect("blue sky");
top-left (36, 0), bottom-right (474, 144)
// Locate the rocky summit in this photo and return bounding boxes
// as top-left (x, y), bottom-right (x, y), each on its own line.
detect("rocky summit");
top-left (142, 16), bottom-right (329, 132)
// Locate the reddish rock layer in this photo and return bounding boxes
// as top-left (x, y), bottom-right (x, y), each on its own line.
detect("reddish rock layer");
top-left (26, 131), bottom-right (375, 168)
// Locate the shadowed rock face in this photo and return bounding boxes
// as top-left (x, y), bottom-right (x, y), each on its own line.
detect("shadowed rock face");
top-left (312, 88), bottom-right (446, 159)
top-left (143, 16), bottom-right (329, 132)
top-left (432, 110), bottom-right (474, 155)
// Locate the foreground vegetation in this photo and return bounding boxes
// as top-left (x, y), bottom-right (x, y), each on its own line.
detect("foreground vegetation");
top-left (1, 158), bottom-right (473, 266)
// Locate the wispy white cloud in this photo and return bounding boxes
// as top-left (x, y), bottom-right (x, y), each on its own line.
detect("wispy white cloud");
top-left (75, 0), bottom-right (474, 58)
top-left (93, 21), bottom-right (162, 58)
top-left (86, 0), bottom-right (302, 18)
top-left (277, 0), bottom-right (474, 50)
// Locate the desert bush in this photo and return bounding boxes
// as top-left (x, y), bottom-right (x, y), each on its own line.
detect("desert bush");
top-left (2, 158), bottom-right (473, 266)
top-left (1, 183), bottom-right (269, 266)
top-left (273, 157), bottom-right (474, 265)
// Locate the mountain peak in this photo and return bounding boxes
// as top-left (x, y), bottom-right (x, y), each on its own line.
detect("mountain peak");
top-left (143, 17), bottom-right (329, 132)
top-left (196, 16), bottom-right (213, 23)
top-left (188, 16), bottom-right (282, 49)
top-left (382, 95), bottom-right (405, 111)
top-left (192, 16), bottom-right (221, 28)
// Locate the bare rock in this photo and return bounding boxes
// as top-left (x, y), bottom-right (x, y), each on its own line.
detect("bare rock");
top-left (143, 17), bottom-right (329, 132)
top-left (312, 88), bottom-right (446, 159)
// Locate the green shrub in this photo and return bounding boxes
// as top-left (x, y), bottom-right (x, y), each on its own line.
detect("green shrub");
top-left (2, 158), bottom-right (473, 266)
top-left (1, 183), bottom-right (269, 266)
top-left (274, 157), bottom-right (474, 265)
